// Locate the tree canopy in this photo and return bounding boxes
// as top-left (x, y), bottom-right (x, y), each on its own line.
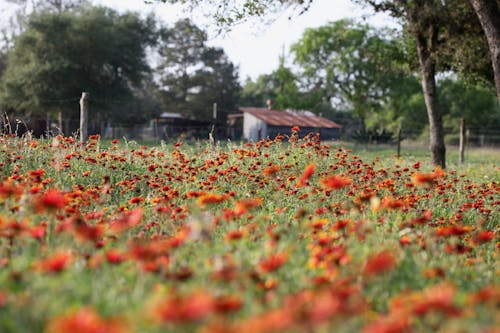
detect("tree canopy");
top-left (156, 19), bottom-right (240, 122)
top-left (0, 6), bottom-right (158, 128)
top-left (149, 0), bottom-right (499, 167)
top-left (291, 19), bottom-right (406, 131)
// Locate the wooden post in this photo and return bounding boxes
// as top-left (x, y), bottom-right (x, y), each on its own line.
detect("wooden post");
top-left (396, 119), bottom-right (402, 158)
top-left (79, 92), bottom-right (89, 142)
top-left (459, 118), bottom-right (465, 165)
top-left (57, 111), bottom-right (63, 135)
top-left (46, 112), bottom-right (51, 137)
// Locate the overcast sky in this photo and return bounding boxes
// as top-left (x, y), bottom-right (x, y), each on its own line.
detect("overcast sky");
top-left (103, 0), bottom-right (396, 81)
top-left (1, 0), bottom-right (395, 81)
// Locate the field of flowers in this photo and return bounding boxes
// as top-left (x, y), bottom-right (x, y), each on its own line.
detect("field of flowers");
top-left (0, 130), bottom-right (498, 333)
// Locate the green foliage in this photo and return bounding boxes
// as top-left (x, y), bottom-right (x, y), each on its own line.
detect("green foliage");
top-left (291, 20), bottom-right (409, 129)
top-left (239, 57), bottom-right (307, 110)
top-left (156, 19), bottom-right (240, 122)
top-left (439, 78), bottom-right (500, 131)
top-left (0, 6), bottom-right (158, 126)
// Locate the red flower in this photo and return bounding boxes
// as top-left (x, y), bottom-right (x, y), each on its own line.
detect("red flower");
top-left (106, 249), bottom-right (125, 264)
top-left (34, 189), bottom-right (67, 212)
top-left (35, 252), bottom-right (71, 273)
top-left (473, 230), bottom-right (495, 244)
top-left (291, 126), bottom-right (300, 132)
top-left (29, 225), bottom-right (46, 241)
top-left (214, 295), bottom-right (243, 313)
top-left (153, 291), bottom-right (214, 323)
top-left (225, 230), bottom-right (245, 241)
top-left (129, 196), bottom-right (145, 204)
top-left (110, 208), bottom-right (144, 232)
top-left (408, 210), bottom-right (432, 226)
top-left (412, 283), bottom-right (460, 317)
top-left (259, 252), bottom-right (288, 273)
top-left (363, 250), bottom-right (397, 276)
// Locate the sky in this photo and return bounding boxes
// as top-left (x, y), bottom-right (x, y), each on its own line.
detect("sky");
top-left (0, 0), bottom-right (395, 81)
top-left (96, 0), bottom-right (395, 81)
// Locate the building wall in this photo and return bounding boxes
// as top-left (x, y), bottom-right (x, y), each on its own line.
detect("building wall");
top-left (243, 113), bottom-right (267, 141)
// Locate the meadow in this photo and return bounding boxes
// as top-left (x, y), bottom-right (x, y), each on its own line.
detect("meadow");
top-left (0, 130), bottom-right (498, 333)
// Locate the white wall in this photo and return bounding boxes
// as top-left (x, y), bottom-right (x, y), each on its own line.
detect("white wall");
top-left (243, 113), bottom-right (267, 141)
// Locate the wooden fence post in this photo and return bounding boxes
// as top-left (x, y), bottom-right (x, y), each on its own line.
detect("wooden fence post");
top-left (79, 92), bottom-right (89, 142)
top-left (57, 111), bottom-right (63, 135)
top-left (396, 119), bottom-right (402, 158)
top-left (459, 118), bottom-right (465, 165)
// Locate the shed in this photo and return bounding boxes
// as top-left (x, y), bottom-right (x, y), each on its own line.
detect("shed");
top-left (238, 107), bottom-right (342, 141)
top-left (156, 112), bottom-right (211, 140)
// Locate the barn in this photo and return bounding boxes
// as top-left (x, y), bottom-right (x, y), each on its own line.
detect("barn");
top-left (238, 107), bottom-right (342, 141)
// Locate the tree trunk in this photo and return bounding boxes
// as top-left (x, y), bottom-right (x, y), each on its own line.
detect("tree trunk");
top-left (469, 0), bottom-right (500, 104)
top-left (415, 32), bottom-right (446, 168)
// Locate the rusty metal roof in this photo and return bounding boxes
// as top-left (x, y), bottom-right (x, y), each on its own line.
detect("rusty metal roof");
top-left (239, 108), bottom-right (342, 128)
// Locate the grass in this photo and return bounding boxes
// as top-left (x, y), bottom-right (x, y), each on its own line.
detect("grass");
top-left (0, 133), bottom-right (498, 333)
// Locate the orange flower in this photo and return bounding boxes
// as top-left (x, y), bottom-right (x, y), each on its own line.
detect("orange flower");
top-left (46, 307), bottom-right (129, 333)
top-left (380, 197), bottom-right (405, 211)
top-left (412, 166), bottom-right (445, 186)
top-left (363, 250), bottom-right (397, 276)
top-left (363, 314), bottom-right (410, 333)
top-left (436, 225), bottom-right (471, 237)
top-left (233, 198), bottom-right (263, 217)
top-left (262, 164), bottom-right (280, 176)
top-left (297, 163), bottom-right (316, 187)
top-left (291, 126), bottom-right (300, 132)
top-left (0, 181), bottom-right (24, 200)
top-left (0, 290), bottom-right (8, 308)
top-left (197, 193), bottom-right (228, 207)
top-left (319, 175), bottom-right (352, 190)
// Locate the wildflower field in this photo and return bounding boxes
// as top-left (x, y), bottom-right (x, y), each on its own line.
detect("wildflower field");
top-left (0, 131), bottom-right (498, 333)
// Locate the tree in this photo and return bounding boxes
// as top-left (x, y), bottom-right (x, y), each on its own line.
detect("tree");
top-left (5, 0), bottom-right (89, 13)
top-left (291, 20), bottom-right (406, 134)
top-left (240, 55), bottom-right (304, 110)
top-left (468, 0), bottom-right (500, 104)
top-left (356, 0), bottom-right (457, 167)
top-left (240, 74), bottom-right (277, 108)
top-left (156, 19), bottom-right (240, 122)
top-left (150, 0), bottom-right (498, 166)
top-left (439, 78), bottom-right (500, 132)
top-left (0, 6), bottom-right (158, 131)
top-left (1, 0), bottom-right (90, 50)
